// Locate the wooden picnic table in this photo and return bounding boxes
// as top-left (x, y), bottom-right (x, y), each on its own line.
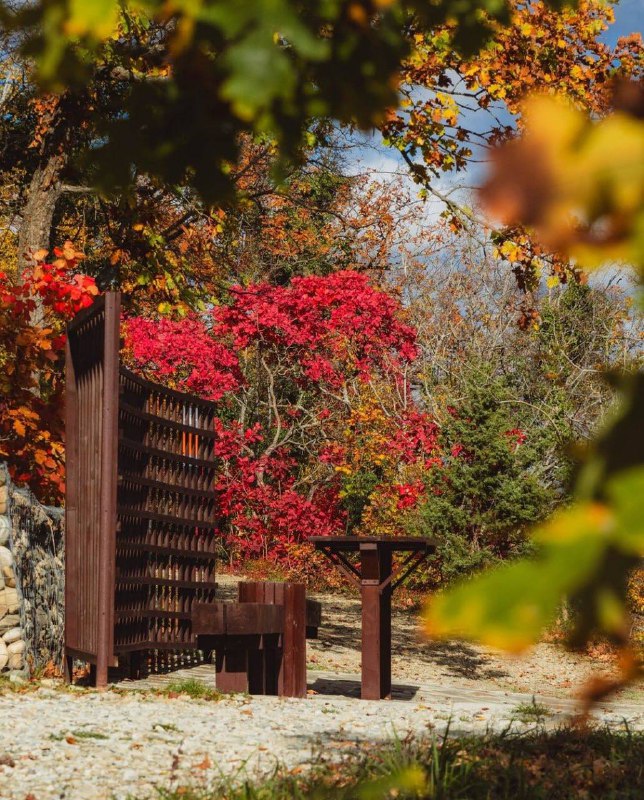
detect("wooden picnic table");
top-left (310, 536), bottom-right (436, 700)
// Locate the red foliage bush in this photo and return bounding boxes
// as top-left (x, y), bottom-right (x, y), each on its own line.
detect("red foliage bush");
top-left (0, 245), bottom-right (98, 500)
top-left (124, 271), bottom-right (437, 564)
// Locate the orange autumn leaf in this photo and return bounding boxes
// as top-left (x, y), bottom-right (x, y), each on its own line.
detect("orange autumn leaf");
top-left (12, 419), bottom-right (26, 437)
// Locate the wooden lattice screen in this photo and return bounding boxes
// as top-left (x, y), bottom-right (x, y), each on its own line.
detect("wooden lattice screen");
top-left (65, 292), bottom-right (219, 687)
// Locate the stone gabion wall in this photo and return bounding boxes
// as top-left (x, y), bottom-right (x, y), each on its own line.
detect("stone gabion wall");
top-left (0, 464), bottom-right (65, 676)
top-left (0, 465), bottom-right (25, 673)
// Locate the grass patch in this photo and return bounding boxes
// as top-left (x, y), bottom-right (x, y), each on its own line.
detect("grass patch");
top-left (0, 676), bottom-right (26, 693)
top-left (160, 678), bottom-right (222, 701)
top-left (49, 729), bottom-right (109, 741)
top-left (153, 723), bottom-right (181, 733)
top-left (126, 726), bottom-right (643, 800)
top-left (513, 698), bottom-right (553, 723)
top-left (72, 729), bottom-right (109, 740)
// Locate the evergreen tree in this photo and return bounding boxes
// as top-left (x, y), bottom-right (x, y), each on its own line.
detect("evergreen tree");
top-left (416, 369), bottom-right (550, 581)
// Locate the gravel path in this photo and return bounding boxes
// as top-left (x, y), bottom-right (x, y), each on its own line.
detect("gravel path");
top-left (1, 670), bottom-right (643, 800)
top-left (2, 577), bottom-right (641, 799)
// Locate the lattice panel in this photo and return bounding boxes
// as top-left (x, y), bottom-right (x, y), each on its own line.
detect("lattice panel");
top-left (65, 293), bottom-right (221, 685)
top-left (115, 368), bottom-right (219, 653)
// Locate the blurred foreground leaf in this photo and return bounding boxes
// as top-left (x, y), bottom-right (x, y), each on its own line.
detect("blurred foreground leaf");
top-left (481, 93), bottom-right (644, 271)
top-left (357, 765), bottom-right (427, 800)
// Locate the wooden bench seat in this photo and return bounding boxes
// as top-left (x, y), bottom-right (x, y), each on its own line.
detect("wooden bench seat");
top-left (192, 581), bottom-right (321, 698)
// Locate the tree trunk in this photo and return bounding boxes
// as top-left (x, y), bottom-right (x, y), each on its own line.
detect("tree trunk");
top-left (17, 152), bottom-right (66, 271)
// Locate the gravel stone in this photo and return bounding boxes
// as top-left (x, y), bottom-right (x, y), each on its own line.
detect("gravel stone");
top-left (0, 668), bottom-right (641, 800)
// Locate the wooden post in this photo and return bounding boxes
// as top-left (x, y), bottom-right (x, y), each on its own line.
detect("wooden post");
top-left (280, 583), bottom-right (307, 698)
top-left (360, 543), bottom-right (392, 700)
top-left (237, 582), bottom-right (268, 694)
top-left (264, 582), bottom-right (283, 695)
top-left (96, 292), bottom-right (120, 689)
top-left (238, 581), bottom-right (306, 697)
top-left (64, 331), bottom-right (79, 683)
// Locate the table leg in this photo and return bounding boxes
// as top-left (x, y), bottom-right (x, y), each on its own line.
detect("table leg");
top-left (215, 639), bottom-right (249, 693)
top-left (360, 545), bottom-right (392, 700)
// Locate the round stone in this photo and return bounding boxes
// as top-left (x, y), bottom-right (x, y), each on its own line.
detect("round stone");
top-left (7, 639), bottom-right (25, 655)
top-left (0, 485), bottom-right (7, 503)
top-left (0, 516), bottom-right (9, 545)
top-left (2, 626), bottom-right (23, 644)
top-left (0, 639), bottom-right (7, 670)
top-left (0, 545), bottom-right (13, 568)
top-left (0, 614), bottom-right (20, 632)
top-left (7, 652), bottom-right (23, 670)
top-left (1, 587), bottom-right (19, 613)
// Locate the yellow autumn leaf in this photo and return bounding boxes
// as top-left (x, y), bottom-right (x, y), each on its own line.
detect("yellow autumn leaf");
top-left (65, 0), bottom-right (120, 40)
top-left (12, 419), bottom-right (27, 437)
top-left (482, 95), bottom-right (644, 272)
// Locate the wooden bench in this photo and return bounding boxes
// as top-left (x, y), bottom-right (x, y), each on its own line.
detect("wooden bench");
top-left (192, 581), bottom-right (321, 698)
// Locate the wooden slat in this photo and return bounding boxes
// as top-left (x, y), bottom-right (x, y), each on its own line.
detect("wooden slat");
top-left (115, 542), bottom-right (217, 562)
top-left (96, 291), bottom-right (120, 688)
top-left (120, 401), bottom-right (218, 439)
top-left (115, 577), bottom-right (218, 590)
top-left (117, 507), bottom-right (218, 528)
top-left (119, 437), bottom-right (217, 470)
top-left (118, 473), bottom-right (217, 500)
top-left (192, 602), bottom-right (226, 635)
top-left (192, 602), bottom-right (284, 635)
top-left (65, 291), bottom-right (223, 682)
top-left (64, 327), bottom-right (79, 658)
top-left (65, 299), bottom-right (109, 671)
top-left (120, 366), bottom-right (218, 410)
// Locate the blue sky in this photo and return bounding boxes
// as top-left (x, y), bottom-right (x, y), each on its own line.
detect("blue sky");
top-left (349, 0), bottom-right (643, 220)
top-left (603, 0), bottom-right (642, 44)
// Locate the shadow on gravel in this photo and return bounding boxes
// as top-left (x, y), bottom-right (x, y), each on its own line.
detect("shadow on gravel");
top-left (315, 598), bottom-right (509, 683)
top-left (309, 677), bottom-right (420, 701)
top-left (420, 640), bottom-right (509, 681)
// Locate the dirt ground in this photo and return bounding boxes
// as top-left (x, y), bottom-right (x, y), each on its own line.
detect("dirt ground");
top-left (220, 574), bottom-right (643, 702)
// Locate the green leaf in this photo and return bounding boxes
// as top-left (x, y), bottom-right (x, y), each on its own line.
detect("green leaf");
top-left (606, 467), bottom-right (644, 556)
top-left (221, 30), bottom-right (296, 121)
top-left (424, 531), bottom-right (606, 652)
top-left (67, 0), bottom-right (120, 39)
